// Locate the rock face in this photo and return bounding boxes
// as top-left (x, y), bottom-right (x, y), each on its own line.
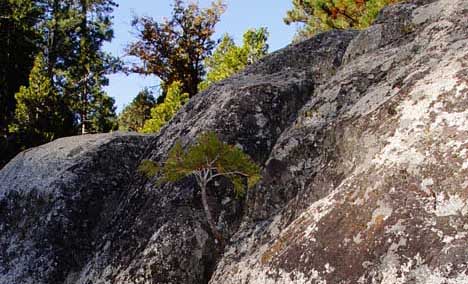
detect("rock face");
top-left (1, 0), bottom-right (467, 283)
top-left (70, 30), bottom-right (356, 284)
top-left (211, 0), bottom-right (468, 283)
top-left (0, 133), bottom-right (152, 284)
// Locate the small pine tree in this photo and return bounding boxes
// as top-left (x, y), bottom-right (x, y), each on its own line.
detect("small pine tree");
top-left (141, 81), bottom-right (189, 133)
top-left (10, 53), bottom-right (74, 148)
top-left (139, 132), bottom-right (261, 245)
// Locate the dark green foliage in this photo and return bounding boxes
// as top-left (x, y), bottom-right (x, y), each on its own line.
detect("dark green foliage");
top-left (118, 89), bottom-right (156, 132)
top-left (87, 91), bottom-right (118, 133)
top-left (0, 0), bottom-right (44, 166)
top-left (284, 0), bottom-right (402, 41)
top-left (199, 27), bottom-right (269, 91)
top-left (0, 0), bottom-right (42, 131)
top-left (127, 0), bottom-right (225, 98)
top-left (29, 0), bottom-right (119, 134)
top-left (0, 0), bottom-right (119, 167)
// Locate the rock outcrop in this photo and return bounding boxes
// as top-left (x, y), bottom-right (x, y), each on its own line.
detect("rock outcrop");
top-left (1, 0), bottom-right (467, 283)
top-left (0, 133), bottom-right (151, 284)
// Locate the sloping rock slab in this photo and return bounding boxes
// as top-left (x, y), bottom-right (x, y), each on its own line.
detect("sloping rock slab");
top-left (0, 132), bottom-right (151, 284)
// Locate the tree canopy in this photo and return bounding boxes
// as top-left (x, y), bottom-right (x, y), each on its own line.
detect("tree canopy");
top-left (0, 0), bottom-right (44, 165)
top-left (127, 0), bottom-right (225, 99)
top-left (119, 88), bottom-right (156, 132)
top-left (198, 27), bottom-right (269, 91)
top-left (157, 132), bottom-right (260, 194)
top-left (9, 53), bottom-right (74, 149)
top-left (141, 81), bottom-right (189, 133)
top-left (0, 0), bottom-right (119, 167)
top-left (64, 0), bottom-right (119, 134)
top-left (284, 0), bottom-right (401, 41)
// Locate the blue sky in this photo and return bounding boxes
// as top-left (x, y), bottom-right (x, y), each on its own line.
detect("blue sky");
top-left (103, 1), bottom-right (297, 113)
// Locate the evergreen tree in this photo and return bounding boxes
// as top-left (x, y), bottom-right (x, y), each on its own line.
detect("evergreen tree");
top-left (0, 0), bottom-right (44, 164)
top-left (142, 82), bottom-right (189, 133)
top-left (10, 53), bottom-right (74, 148)
top-left (118, 89), bottom-right (156, 132)
top-left (30, 0), bottom-right (119, 134)
top-left (139, 132), bottom-right (261, 246)
top-left (0, 0), bottom-right (119, 168)
top-left (284, 0), bottom-right (401, 41)
top-left (199, 27), bottom-right (269, 91)
top-left (40, 0), bottom-right (80, 83)
top-left (64, 0), bottom-right (119, 134)
top-left (127, 0), bottom-right (225, 99)
top-left (0, 0), bottom-right (119, 167)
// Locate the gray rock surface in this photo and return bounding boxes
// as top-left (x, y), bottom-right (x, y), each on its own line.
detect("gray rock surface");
top-left (72, 29), bottom-right (357, 284)
top-left (211, 0), bottom-right (468, 283)
top-left (0, 133), bottom-right (151, 284)
top-left (1, 0), bottom-right (467, 283)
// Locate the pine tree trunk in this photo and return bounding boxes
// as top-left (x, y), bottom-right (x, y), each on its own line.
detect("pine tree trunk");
top-left (47, 0), bottom-right (59, 81)
top-left (79, 0), bottom-right (88, 135)
top-left (200, 181), bottom-right (225, 247)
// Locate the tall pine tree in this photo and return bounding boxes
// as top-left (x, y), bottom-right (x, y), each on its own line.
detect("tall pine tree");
top-left (32, 0), bottom-right (119, 134)
top-left (63, 0), bottom-right (119, 133)
top-left (1, 0), bottom-right (119, 167)
top-left (0, 0), bottom-right (44, 166)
